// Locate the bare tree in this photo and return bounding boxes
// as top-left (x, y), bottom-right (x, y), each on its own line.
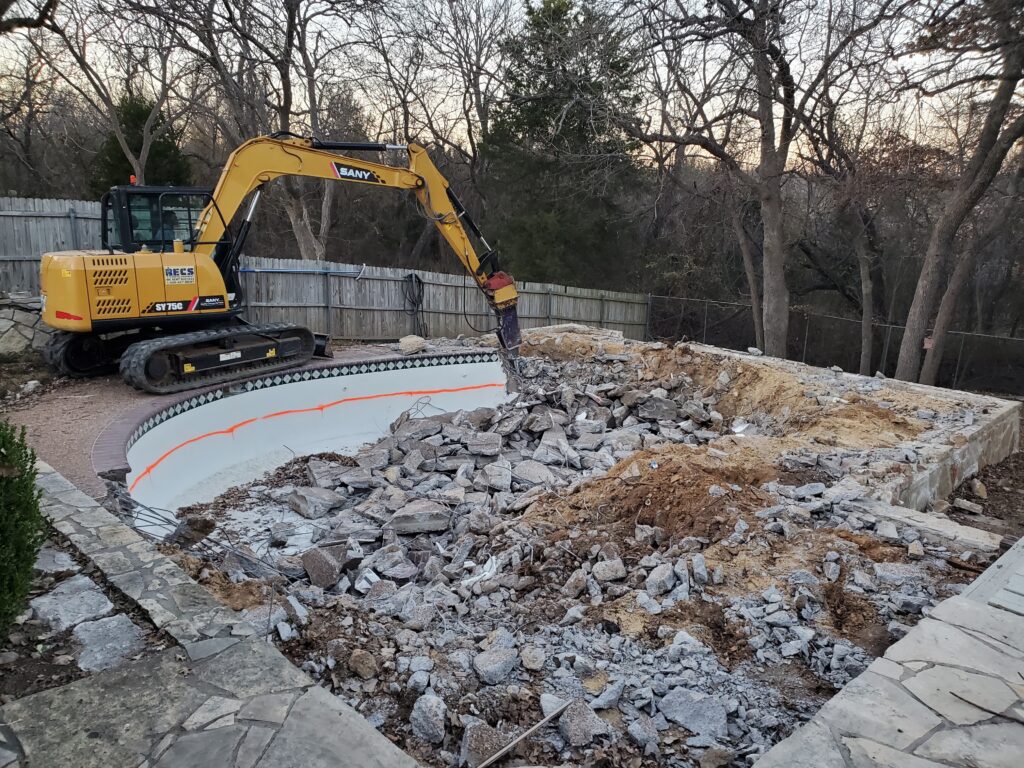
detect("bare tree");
top-left (627, 0), bottom-right (908, 358)
top-left (918, 153), bottom-right (1024, 384)
top-left (130, 0), bottom-right (369, 260)
top-left (34, 0), bottom-right (203, 184)
top-left (0, 0), bottom-right (57, 35)
top-left (894, 0), bottom-right (1024, 381)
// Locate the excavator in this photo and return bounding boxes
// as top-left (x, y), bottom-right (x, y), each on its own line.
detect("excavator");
top-left (37, 134), bottom-right (521, 393)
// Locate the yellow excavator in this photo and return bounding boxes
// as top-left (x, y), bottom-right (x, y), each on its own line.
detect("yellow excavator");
top-left (38, 134), bottom-right (520, 393)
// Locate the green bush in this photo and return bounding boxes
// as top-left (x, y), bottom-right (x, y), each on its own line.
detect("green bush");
top-left (0, 420), bottom-right (45, 638)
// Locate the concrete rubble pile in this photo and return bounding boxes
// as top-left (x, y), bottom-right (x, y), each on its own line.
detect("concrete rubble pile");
top-left (195, 332), bottom-right (985, 767)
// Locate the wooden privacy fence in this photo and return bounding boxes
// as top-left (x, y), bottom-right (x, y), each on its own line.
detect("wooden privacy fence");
top-left (0, 197), bottom-right (102, 294)
top-left (241, 256), bottom-right (651, 341)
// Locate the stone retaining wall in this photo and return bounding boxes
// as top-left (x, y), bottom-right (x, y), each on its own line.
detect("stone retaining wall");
top-left (0, 295), bottom-right (52, 357)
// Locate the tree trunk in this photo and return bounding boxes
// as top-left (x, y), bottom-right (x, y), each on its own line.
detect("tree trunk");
top-left (895, 52), bottom-right (1024, 381)
top-left (759, 183), bottom-right (789, 357)
top-left (894, 220), bottom-right (957, 381)
top-left (281, 195), bottom-right (322, 261)
top-left (853, 230), bottom-right (874, 375)
top-left (408, 221), bottom-right (436, 265)
top-left (919, 248), bottom-right (976, 386)
top-left (731, 208), bottom-right (765, 350)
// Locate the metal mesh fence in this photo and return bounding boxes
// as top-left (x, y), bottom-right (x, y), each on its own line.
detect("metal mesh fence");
top-left (647, 296), bottom-right (1024, 396)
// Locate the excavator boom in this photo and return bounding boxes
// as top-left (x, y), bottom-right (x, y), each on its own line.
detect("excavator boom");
top-left (195, 135), bottom-right (520, 350)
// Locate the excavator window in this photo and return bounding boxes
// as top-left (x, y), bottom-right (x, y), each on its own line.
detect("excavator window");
top-left (101, 192), bottom-right (122, 251)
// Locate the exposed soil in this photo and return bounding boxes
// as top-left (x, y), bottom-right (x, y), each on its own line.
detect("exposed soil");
top-left (651, 599), bottom-right (753, 668)
top-left (946, 410), bottom-right (1024, 542)
top-left (822, 579), bottom-right (891, 657)
top-left (169, 549), bottom-right (276, 610)
top-left (0, 353), bottom-right (51, 399)
top-left (0, 623), bottom-right (88, 702)
top-left (749, 663), bottom-right (837, 710)
top-left (527, 444), bottom-right (777, 539)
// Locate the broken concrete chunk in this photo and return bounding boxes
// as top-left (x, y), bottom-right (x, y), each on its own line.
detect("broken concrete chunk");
top-left (482, 460), bottom-right (513, 492)
top-left (410, 694), bottom-right (447, 743)
top-left (953, 497), bottom-right (983, 515)
top-left (874, 520), bottom-right (900, 541)
top-left (286, 486), bottom-right (346, 519)
top-left (398, 335), bottom-right (427, 354)
top-left (638, 397), bottom-right (678, 421)
top-left (691, 554), bottom-right (708, 586)
top-left (628, 715), bottom-right (660, 753)
top-left (520, 646), bottom-right (545, 671)
top-left (473, 647), bottom-right (519, 685)
top-left (465, 431), bottom-right (502, 456)
top-left (386, 499), bottom-right (450, 534)
top-left (532, 426), bottom-right (580, 467)
top-left (511, 459), bottom-right (557, 487)
top-left (658, 687), bottom-right (727, 738)
top-left (559, 700), bottom-right (609, 747)
top-left (300, 547), bottom-right (342, 589)
top-left (795, 482), bottom-right (827, 499)
top-left (459, 721), bottom-right (505, 768)
top-left (590, 679), bottom-right (625, 710)
top-left (645, 563), bottom-right (676, 596)
top-left (591, 558), bottom-right (627, 582)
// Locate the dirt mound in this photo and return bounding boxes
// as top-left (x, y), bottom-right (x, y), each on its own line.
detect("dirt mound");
top-left (823, 579), bottom-right (891, 656)
top-left (526, 444), bottom-right (776, 539)
top-left (169, 549), bottom-right (273, 610)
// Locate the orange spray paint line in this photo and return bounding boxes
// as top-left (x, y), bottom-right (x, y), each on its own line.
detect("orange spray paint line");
top-left (129, 381), bottom-right (505, 492)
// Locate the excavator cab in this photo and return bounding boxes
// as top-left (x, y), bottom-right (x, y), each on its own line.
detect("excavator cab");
top-left (101, 186), bottom-right (218, 254)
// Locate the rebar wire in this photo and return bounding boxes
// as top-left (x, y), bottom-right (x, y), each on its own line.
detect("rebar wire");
top-left (113, 488), bottom-right (296, 580)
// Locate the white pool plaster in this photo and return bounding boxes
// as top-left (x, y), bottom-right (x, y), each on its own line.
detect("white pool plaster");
top-left (124, 352), bottom-right (510, 519)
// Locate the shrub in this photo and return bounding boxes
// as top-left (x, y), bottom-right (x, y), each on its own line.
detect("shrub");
top-left (0, 420), bottom-right (45, 638)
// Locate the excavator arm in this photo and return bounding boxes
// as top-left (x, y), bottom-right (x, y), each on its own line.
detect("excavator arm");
top-left (192, 135), bottom-right (520, 355)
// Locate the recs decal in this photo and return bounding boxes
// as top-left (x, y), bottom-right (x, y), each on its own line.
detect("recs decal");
top-left (164, 266), bottom-right (196, 285)
top-left (142, 295), bottom-right (226, 314)
top-left (332, 162), bottom-right (384, 184)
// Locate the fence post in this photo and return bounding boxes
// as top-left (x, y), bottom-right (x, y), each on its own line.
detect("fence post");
top-left (244, 269), bottom-right (255, 323)
top-left (644, 294), bottom-right (652, 341)
top-left (702, 300), bottom-right (709, 343)
top-left (323, 268), bottom-right (332, 338)
top-left (547, 287), bottom-right (553, 325)
top-left (68, 208), bottom-right (80, 250)
top-left (599, 293), bottom-right (605, 327)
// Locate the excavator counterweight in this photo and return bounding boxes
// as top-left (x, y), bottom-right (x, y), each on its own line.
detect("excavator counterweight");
top-left (38, 135), bottom-right (520, 393)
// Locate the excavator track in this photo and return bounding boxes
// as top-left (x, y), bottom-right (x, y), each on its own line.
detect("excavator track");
top-left (119, 323), bottom-right (316, 394)
top-left (45, 330), bottom-right (137, 378)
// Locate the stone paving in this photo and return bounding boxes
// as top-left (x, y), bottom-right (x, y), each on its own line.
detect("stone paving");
top-left (755, 537), bottom-right (1024, 767)
top-left (0, 463), bottom-right (417, 768)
